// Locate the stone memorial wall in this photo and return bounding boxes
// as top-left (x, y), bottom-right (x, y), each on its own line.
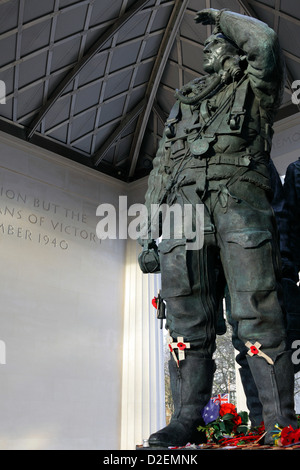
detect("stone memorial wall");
top-left (0, 132), bottom-right (127, 450)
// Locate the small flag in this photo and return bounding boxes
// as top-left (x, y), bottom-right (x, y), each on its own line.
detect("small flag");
top-left (201, 398), bottom-right (220, 425)
top-left (212, 393), bottom-right (229, 405)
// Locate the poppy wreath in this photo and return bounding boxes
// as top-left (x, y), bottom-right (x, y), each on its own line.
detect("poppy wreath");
top-left (198, 400), bottom-right (300, 447)
top-left (198, 402), bottom-right (252, 444)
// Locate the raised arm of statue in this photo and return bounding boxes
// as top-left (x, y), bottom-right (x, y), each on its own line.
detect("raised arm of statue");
top-left (195, 8), bottom-right (286, 110)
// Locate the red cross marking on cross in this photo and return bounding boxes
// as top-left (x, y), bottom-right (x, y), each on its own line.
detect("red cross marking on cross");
top-left (169, 336), bottom-right (190, 364)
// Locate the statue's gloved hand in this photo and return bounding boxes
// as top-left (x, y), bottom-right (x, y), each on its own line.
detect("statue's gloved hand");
top-left (138, 240), bottom-right (160, 274)
top-left (194, 8), bottom-right (219, 25)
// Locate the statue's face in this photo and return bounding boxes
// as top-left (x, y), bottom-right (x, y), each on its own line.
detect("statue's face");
top-left (203, 34), bottom-right (238, 74)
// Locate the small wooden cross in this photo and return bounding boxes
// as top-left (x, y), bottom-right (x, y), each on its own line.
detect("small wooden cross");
top-left (168, 336), bottom-right (190, 366)
top-left (246, 341), bottom-right (274, 365)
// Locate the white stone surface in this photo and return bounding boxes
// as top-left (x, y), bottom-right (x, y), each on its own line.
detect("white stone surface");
top-left (0, 132), bottom-right (127, 450)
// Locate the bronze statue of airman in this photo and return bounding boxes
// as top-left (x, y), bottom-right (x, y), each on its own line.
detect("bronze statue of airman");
top-left (138, 8), bottom-right (297, 446)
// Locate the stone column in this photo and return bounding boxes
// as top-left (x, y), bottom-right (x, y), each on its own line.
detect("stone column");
top-left (120, 239), bottom-right (165, 450)
top-left (235, 352), bottom-right (248, 414)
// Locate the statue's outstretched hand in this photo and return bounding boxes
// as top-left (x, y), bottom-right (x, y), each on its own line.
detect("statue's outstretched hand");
top-left (194, 8), bottom-right (219, 25)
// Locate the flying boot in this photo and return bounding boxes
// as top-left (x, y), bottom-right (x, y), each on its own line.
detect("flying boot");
top-left (247, 350), bottom-right (298, 445)
top-left (149, 350), bottom-right (215, 447)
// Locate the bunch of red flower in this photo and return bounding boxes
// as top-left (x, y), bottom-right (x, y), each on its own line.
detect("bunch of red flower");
top-left (280, 425), bottom-right (300, 446)
top-left (219, 403), bottom-right (242, 426)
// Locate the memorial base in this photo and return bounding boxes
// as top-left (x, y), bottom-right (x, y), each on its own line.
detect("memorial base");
top-left (136, 443), bottom-right (300, 451)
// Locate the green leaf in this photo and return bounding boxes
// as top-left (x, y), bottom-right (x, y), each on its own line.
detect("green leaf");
top-left (236, 425), bottom-right (248, 435)
top-left (197, 425), bottom-right (207, 432)
top-left (222, 413), bottom-right (235, 421)
top-left (238, 411), bottom-right (249, 425)
top-left (219, 421), bottom-right (227, 431)
top-left (214, 430), bottom-right (224, 441)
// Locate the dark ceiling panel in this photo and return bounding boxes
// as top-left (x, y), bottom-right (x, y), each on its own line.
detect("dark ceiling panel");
top-left (109, 41), bottom-right (141, 74)
top-left (0, 0), bottom-right (299, 182)
top-left (258, 0), bottom-right (275, 6)
top-left (54, 4), bottom-right (88, 42)
top-left (18, 53), bottom-right (48, 88)
top-left (0, 0), bottom-right (18, 32)
top-left (278, 18), bottom-right (300, 58)
top-left (16, 82), bottom-right (44, 118)
top-left (89, 0), bottom-right (123, 27)
top-left (280, 0), bottom-right (298, 17)
top-left (51, 37), bottom-right (82, 72)
top-left (211, 0), bottom-right (240, 10)
top-left (23, 0), bottom-right (55, 23)
top-left (20, 21), bottom-right (52, 56)
top-left (1, 34), bottom-right (16, 66)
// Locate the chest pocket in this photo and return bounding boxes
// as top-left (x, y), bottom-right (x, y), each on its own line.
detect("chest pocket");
top-left (204, 79), bottom-right (250, 138)
top-left (170, 139), bottom-right (186, 159)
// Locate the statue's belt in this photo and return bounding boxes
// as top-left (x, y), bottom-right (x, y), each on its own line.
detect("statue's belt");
top-left (207, 153), bottom-right (251, 167)
top-left (170, 151), bottom-right (252, 168)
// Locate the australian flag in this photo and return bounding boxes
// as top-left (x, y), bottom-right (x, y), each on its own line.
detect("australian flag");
top-left (201, 398), bottom-right (220, 425)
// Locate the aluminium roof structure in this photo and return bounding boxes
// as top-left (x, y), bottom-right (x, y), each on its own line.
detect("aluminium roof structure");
top-left (0, 0), bottom-right (299, 181)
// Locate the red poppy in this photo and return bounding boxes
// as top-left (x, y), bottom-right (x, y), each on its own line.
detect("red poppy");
top-left (250, 345), bottom-right (259, 355)
top-left (177, 342), bottom-right (186, 350)
top-left (233, 414), bottom-right (242, 426)
top-left (280, 426), bottom-right (300, 446)
top-left (220, 403), bottom-right (237, 417)
top-left (152, 297), bottom-right (157, 308)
